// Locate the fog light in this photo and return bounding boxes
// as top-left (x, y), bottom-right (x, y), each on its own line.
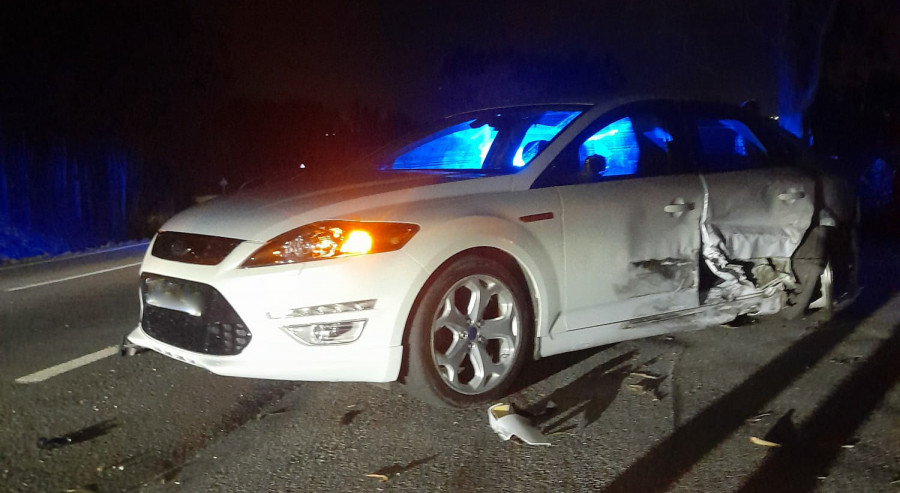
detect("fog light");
top-left (281, 320), bottom-right (366, 345)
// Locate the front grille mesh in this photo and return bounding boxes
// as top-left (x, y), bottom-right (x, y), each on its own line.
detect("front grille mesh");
top-left (152, 231), bottom-right (242, 265)
top-left (141, 274), bottom-right (251, 355)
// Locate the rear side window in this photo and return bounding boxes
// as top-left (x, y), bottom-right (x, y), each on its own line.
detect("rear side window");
top-left (392, 120), bottom-right (499, 170)
top-left (695, 118), bottom-right (768, 172)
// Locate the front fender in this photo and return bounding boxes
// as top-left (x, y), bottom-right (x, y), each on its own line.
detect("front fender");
top-left (400, 213), bottom-right (564, 342)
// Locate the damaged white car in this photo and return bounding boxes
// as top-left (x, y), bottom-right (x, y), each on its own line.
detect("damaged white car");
top-left (124, 98), bottom-right (858, 407)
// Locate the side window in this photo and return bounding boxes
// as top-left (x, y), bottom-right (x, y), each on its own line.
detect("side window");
top-left (532, 112), bottom-right (675, 188)
top-left (578, 117), bottom-right (641, 177)
top-left (391, 120), bottom-right (498, 170)
top-left (512, 111), bottom-right (581, 167)
top-left (695, 118), bottom-right (768, 172)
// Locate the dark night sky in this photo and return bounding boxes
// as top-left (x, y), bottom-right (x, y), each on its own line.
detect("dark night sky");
top-left (0, 1), bottom-right (795, 124)
top-left (1, 0), bottom-right (898, 257)
top-left (215, 1), bottom-right (783, 116)
top-left (3, 0), bottom-right (898, 128)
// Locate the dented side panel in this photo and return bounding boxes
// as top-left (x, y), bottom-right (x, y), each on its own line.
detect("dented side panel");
top-left (558, 174), bottom-right (704, 332)
top-left (700, 167), bottom-right (816, 260)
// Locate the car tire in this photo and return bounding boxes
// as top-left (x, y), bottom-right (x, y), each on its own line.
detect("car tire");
top-left (782, 226), bottom-right (835, 321)
top-left (806, 260), bottom-right (834, 321)
top-left (404, 255), bottom-right (534, 408)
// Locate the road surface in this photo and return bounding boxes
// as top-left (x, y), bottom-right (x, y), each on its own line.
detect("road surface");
top-left (1, 239), bottom-right (898, 492)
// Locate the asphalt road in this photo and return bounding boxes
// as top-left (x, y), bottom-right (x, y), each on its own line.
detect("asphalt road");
top-left (1, 239), bottom-right (898, 492)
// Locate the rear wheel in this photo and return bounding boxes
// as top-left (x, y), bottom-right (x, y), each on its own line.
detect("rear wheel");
top-left (405, 256), bottom-right (533, 408)
top-left (807, 260), bottom-right (835, 321)
top-left (783, 226), bottom-right (839, 321)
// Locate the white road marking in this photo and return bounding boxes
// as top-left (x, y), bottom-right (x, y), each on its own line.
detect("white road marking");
top-left (0, 241), bottom-right (149, 271)
top-left (6, 262), bottom-right (142, 292)
top-left (15, 346), bottom-right (119, 384)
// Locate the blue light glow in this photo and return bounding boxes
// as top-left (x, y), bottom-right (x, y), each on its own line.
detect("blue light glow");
top-left (513, 111), bottom-right (581, 167)
top-left (698, 119), bottom-right (766, 158)
top-left (642, 127), bottom-right (673, 151)
top-left (392, 120), bottom-right (499, 170)
top-left (578, 117), bottom-right (639, 177)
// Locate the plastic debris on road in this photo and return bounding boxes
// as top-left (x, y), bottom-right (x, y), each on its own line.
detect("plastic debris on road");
top-left (488, 403), bottom-right (551, 446)
top-left (749, 436), bottom-right (781, 447)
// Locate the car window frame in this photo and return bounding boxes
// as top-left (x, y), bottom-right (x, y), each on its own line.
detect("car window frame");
top-left (531, 100), bottom-right (688, 189)
top-left (676, 102), bottom-right (783, 174)
top-left (376, 105), bottom-right (588, 176)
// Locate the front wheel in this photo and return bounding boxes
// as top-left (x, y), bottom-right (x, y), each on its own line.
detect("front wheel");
top-left (404, 256), bottom-right (534, 408)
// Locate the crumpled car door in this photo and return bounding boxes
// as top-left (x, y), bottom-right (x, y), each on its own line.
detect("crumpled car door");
top-left (692, 116), bottom-right (815, 262)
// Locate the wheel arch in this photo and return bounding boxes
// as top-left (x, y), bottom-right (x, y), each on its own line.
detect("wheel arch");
top-left (397, 246), bottom-right (540, 384)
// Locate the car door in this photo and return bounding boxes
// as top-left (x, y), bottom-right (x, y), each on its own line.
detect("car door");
top-left (533, 103), bottom-right (705, 331)
top-left (681, 105), bottom-right (816, 262)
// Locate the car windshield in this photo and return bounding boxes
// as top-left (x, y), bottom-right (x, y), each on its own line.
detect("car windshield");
top-left (379, 108), bottom-right (583, 176)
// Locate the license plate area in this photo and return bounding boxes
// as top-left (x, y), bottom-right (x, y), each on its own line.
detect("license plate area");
top-left (140, 273), bottom-right (251, 355)
top-left (143, 276), bottom-right (206, 317)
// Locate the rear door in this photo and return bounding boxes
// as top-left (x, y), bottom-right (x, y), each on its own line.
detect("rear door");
top-left (533, 102), bottom-right (704, 330)
top-left (681, 104), bottom-right (816, 261)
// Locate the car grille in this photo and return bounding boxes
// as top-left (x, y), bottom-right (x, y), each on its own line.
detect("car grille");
top-left (140, 274), bottom-right (251, 356)
top-left (151, 231), bottom-right (242, 265)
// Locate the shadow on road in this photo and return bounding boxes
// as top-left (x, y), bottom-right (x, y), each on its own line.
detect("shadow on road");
top-left (511, 345), bottom-right (609, 394)
top-left (529, 350), bottom-right (638, 434)
top-left (737, 322), bottom-right (900, 492)
top-left (37, 418), bottom-right (119, 450)
top-left (599, 237), bottom-right (900, 492)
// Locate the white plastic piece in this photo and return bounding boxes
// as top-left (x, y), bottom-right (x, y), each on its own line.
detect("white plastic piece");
top-left (488, 403), bottom-right (551, 446)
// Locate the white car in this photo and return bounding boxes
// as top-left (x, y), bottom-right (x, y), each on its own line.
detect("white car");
top-left (125, 98), bottom-right (858, 407)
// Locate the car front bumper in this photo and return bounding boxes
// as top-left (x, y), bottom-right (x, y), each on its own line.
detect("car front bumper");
top-left (126, 241), bottom-right (429, 383)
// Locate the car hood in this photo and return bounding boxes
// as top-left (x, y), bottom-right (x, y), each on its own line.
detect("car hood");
top-left (160, 171), bottom-right (511, 242)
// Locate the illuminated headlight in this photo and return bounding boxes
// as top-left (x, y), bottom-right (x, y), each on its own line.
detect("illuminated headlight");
top-left (242, 221), bottom-right (419, 267)
top-left (267, 299), bottom-right (376, 320)
top-left (281, 320), bottom-right (366, 345)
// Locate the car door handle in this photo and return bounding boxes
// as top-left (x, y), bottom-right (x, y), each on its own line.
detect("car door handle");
top-left (664, 198), bottom-right (694, 218)
top-left (778, 190), bottom-right (806, 202)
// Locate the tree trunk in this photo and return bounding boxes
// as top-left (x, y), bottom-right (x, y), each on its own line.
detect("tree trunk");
top-left (778, 0), bottom-right (839, 140)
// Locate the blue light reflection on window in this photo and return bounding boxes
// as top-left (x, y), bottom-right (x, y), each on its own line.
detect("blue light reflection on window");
top-left (578, 117), bottom-right (639, 177)
top-left (697, 119), bottom-right (766, 158)
top-left (392, 120), bottom-right (499, 170)
top-left (642, 127), bottom-right (673, 151)
top-left (512, 111), bottom-right (581, 167)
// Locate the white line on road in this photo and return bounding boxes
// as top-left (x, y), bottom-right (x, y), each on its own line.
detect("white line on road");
top-left (0, 241), bottom-right (149, 271)
top-left (15, 346), bottom-right (119, 384)
top-left (6, 262), bottom-right (142, 292)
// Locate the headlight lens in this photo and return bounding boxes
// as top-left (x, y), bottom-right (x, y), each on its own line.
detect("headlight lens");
top-left (242, 220), bottom-right (419, 267)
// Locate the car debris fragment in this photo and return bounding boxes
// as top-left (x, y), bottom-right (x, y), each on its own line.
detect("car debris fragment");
top-left (745, 411), bottom-right (774, 423)
top-left (749, 436), bottom-right (781, 447)
top-left (625, 370), bottom-right (667, 401)
top-left (488, 403), bottom-right (551, 446)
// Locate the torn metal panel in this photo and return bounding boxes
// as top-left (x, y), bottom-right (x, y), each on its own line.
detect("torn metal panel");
top-left (699, 168), bottom-right (815, 261)
top-left (614, 258), bottom-right (697, 298)
top-left (699, 175), bottom-right (793, 312)
top-left (699, 175), bottom-right (757, 302)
